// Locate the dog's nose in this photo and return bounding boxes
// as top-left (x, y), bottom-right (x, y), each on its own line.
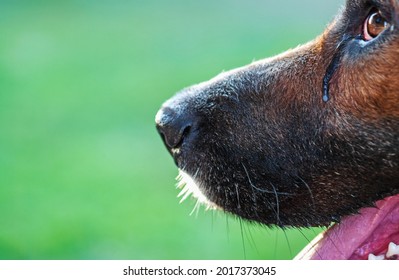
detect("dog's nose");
top-left (155, 106), bottom-right (192, 150)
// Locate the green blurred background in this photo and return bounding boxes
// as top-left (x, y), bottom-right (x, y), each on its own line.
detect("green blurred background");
top-left (0, 0), bottom-right (344, 259)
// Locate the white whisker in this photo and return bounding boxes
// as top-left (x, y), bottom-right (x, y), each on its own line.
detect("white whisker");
top-left (176, 169), bottom-right (219, 213)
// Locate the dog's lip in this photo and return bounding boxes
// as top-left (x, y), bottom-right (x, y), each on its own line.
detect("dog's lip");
top-left (295, 194), bottom-right (399, 260)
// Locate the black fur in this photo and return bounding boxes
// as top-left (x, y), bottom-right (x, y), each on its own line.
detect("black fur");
top-left (156, 0), bottom-right (399, 228)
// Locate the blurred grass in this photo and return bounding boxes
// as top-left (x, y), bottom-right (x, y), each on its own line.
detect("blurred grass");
top-left (0, 0), bottom-right (343, 259)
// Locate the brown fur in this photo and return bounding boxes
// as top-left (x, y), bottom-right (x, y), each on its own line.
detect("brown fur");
top-left (156, 0), bottom-right (399, 228)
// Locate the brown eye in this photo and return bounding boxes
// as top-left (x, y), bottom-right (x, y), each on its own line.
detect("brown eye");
top-left (363, 10), bottom-right (389, 41)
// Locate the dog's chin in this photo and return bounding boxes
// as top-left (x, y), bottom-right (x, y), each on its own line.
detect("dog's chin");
top-left (176, 169), bottom-right (220, 214)
top-left (177, 169), bottom-right (399, 260)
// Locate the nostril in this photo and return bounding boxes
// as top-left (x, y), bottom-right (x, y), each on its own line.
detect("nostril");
top-left (155, 107), bottom-right (193, 150)
top-left (158, 123), bottom-right (191, 149)
top-left (178, 124), bottom-right (192, 146)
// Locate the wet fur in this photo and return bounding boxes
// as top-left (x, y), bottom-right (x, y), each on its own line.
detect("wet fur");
top-left (157, 0), bottom-right (399, 228)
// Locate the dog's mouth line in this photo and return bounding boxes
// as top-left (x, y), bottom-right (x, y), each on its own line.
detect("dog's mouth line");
top-left (296, 194), bottom-right (399, 260)
top-left (176, 169), bottom-right (399, 260)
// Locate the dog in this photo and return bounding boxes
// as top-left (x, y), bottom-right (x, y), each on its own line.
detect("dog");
top-left (155, 0), bottom-right (399, 260)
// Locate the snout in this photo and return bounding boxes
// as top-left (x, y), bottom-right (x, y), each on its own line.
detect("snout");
top-left (155, 70), bottom-right (247, 163)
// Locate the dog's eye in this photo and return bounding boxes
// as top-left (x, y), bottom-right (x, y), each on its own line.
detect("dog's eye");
top-left (363, 9), bottom-right (389, 41)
